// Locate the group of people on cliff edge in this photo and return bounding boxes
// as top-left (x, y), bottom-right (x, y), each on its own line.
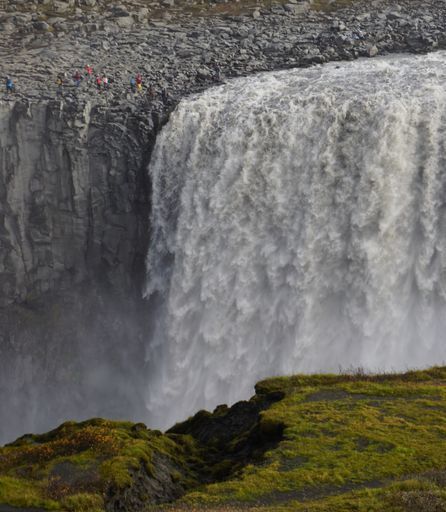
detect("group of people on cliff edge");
top-left (51, 65), bottom-right (164, 100)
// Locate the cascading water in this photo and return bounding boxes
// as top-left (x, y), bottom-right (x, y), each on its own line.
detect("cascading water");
top-left (145, 52), bottom-right (446, 429)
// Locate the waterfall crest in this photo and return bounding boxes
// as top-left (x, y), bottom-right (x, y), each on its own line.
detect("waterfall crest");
top-left (145, 53), bottom-right (446, 428)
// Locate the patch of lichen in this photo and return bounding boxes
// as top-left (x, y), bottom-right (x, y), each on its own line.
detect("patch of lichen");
top-left (0, 418), bottom-right (202, 511)
top-left (168, 367), bottom-right (446, 511)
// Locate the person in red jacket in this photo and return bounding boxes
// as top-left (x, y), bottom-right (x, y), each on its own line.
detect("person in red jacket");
top-left (85, 64), bottom-right (93, 79)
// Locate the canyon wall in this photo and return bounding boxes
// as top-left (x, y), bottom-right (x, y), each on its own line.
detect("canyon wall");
top-left (0, 98), bottom-right (157, 443)
top-left (0, 99), bottom-right (155, 304)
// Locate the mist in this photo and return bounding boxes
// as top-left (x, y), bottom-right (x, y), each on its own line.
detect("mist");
top-left (0, 285), bottom-right (151, 445)
top-left (144, 52), bottom-right (446, 429)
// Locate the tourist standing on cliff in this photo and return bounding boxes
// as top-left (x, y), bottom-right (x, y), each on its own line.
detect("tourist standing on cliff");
top-left (135, 73), bottom-right (142, 93)
top-left (130, 76), bottom-right (136, 93)
top-left (55, 75), bottom-right (64, 94)
top-left (103, 75), bottom-right (109, 90)
top-left (211, 60), bottom-right (221, 82)
top-left (95, 76), bottom-right (103, 91)
top-left (146, 84), bottom-right (156, 101)
top-left (85, 65), bottom-right (93, 80)
top-left (161, 87), bottom-right (169, 105)
top-left (5, 77), bottom-right (14, 94)
top-left (73, 70), bottom-right (82, 87)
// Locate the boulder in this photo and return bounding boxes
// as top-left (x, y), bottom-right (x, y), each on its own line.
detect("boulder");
top-left (33, 20), bottom-right (51, 31)
top-left (114, 15), bottom-right (134, 28)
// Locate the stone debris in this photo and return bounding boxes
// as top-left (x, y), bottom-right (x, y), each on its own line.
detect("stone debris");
top-left (0, 0), bottom-right (445, 107)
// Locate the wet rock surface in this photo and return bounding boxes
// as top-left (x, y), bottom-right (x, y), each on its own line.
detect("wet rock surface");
top-left (0, 99), bottom-right (155, 306)
top-left (0, 0), bottom-right (445, 443)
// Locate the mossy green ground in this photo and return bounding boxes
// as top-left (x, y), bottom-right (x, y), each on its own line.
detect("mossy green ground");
top-left (3, 368), bottom-right (446, 511)
top-left (162, 367), bottom-right (446, 512)
top-left (0, 418), bottom-right (201, 511)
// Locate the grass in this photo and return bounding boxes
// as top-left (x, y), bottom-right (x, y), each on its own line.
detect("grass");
top-left (4, 367), bottom-right (446, 511)
top-left (163, 367), bottom-right (446, 511)
top-left (0, 476), bottom-right (59, 509)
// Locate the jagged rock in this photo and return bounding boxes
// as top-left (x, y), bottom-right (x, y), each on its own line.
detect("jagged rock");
top-left (0, 22), bottom-right (14, 31)
top-left (283, 1), bottom-right (309, 14)
top-left (109, 4), bottom-right (130, 16)
top-left (53, 0), bottom-right (74, 13)
top-left (33, 20), bottom-right (51, 31)
top-left (196, 67), bottom-right (211, 79)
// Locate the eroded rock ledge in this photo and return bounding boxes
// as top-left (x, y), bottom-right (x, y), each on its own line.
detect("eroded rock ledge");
top-left (0, 0), bottom-right (445, 443)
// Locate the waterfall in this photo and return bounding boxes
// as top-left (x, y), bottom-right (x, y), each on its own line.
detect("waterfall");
top-left (145, 52), bottom-right (446, 428)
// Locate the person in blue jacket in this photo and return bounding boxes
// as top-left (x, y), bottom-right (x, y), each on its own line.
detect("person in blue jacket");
top-left (5, 77), bottom-right (14, 94)
top-left (130, 76), bottom-right (136, 93)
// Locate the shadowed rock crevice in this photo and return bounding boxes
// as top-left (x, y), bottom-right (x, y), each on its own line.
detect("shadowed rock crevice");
top-left (169, 389), bottom-right (286, 482)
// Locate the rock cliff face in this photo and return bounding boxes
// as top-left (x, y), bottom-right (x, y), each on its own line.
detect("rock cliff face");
top-left (0, 98), bottom-right (158, 443)
top-left (0, 99), bottom-right (154, 305)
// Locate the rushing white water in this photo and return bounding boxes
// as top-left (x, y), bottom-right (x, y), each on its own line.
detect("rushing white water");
top-left (145, 52), bottom-right (446, 428)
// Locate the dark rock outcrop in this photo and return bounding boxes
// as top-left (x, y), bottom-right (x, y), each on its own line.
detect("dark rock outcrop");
top-left (169, 389), bottom-right (285, 481)
top-left (0, 99), bottom-right (156, 305)
top-left (0, 98), bottom-right (160, 443)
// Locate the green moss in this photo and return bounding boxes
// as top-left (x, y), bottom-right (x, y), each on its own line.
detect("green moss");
top-left (4, 367), bottom-right (446, 512)
top-left (0, 418), bottom-right (202, 510)
top-left (61, 493), bottom-right (104, 512)
top-left (0, 476), bottom-right (59, 509)
top-left (173, 367), bottom-right (446, 511)
top-left (99, 457), bottom-right (134, 488)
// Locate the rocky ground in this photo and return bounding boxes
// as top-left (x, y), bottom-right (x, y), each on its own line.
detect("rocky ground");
top-left (1, 0), bottom-right (446, 107)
